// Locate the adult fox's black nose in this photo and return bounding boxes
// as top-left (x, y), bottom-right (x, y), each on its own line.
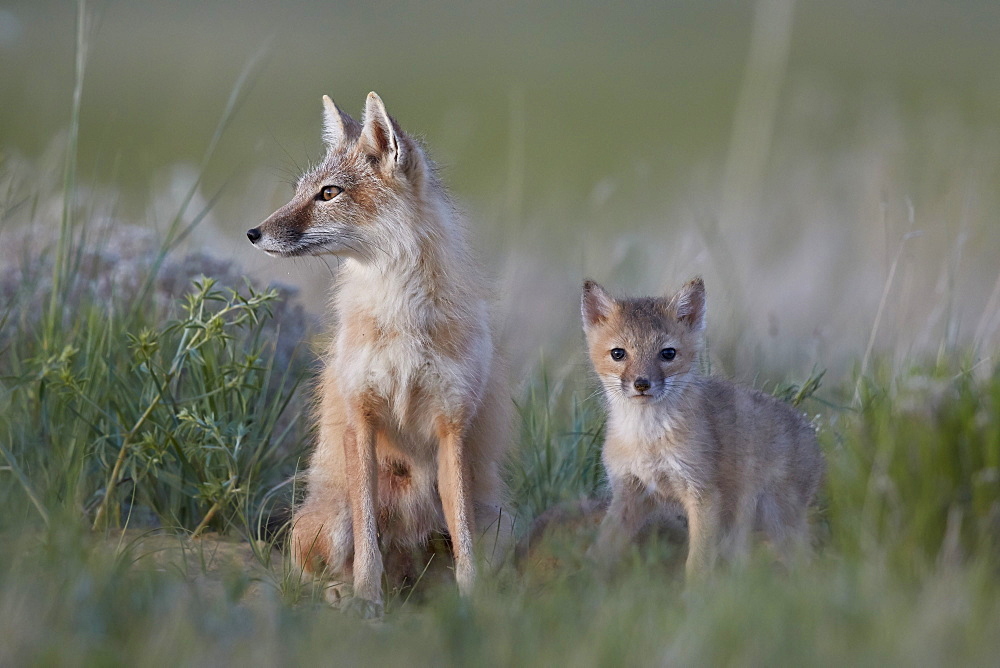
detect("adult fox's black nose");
top-left (633, 377), bottom-right (651, 392)
top-left (247, 228), bottom-right (262, 243)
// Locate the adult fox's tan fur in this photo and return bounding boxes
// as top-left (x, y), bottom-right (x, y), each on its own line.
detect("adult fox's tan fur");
top-left (581, 278), bottom-right (823, 576)
top-left (248, 92), bottom-right (513, 616)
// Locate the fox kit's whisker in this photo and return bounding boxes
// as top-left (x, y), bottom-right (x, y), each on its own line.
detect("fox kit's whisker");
top-left (249, 92), bottom-right (514, 616)
top-left (582, 278), bottom-right (824, 576)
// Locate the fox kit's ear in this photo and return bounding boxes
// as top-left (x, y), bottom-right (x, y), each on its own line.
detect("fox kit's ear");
top-left (359, 92), bottom-right (413, 175)
top-left (582, 280), bottom-right (616, 329)
top-left (670, 276), bottom-right (707, 332)
top-left (321, 95), bottom-right (360, 148)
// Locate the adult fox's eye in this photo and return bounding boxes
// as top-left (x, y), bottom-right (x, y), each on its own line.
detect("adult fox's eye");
top-left (610, 348), bottom-right (626, 361)
top-left (660, 348), bottom-right (676, 361)
top-left (317, 185), bottom-right (343, 201)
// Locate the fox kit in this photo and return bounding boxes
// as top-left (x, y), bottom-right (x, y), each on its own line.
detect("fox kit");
top-left (248, 92), bottom-right (513, 616)
top-left (581, 278), bottom-right (823, 576)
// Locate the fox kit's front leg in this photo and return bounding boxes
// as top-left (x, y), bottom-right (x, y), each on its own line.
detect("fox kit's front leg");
top-left (343, 403), bottom-right (384, 616)
top-left (684, 496), bottom-right (721, 579)
top-left (436, 416), bottom-right (476, 595)
top-left (591, 476), bottom-right (657, 566)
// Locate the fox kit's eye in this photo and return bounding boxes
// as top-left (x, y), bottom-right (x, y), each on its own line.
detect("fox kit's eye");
top-left (660, 348), bottom-right (676, 361)
top-left (610, 348), bottom-right (626, 361)
top-left (317, 185), bottom-right (342, 201)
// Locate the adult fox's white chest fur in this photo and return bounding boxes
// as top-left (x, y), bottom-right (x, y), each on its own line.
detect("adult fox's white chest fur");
top-left (581, 278), bottom-right (824, 576)
top-left (248, 92), bottom-right (512, 616)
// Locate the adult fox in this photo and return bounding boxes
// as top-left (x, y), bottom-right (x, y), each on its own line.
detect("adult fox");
top-left (249, 92), bottom-right (512, 617)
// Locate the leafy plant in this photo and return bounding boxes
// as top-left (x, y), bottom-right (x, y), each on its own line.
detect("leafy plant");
top-left (2, 275), bottom-right (306, 535)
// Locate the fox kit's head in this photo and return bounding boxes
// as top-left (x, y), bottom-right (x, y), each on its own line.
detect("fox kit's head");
top-left (581, 278), bottom-right (706, 405)
top-left (247, 92), bottom-right (429, 260)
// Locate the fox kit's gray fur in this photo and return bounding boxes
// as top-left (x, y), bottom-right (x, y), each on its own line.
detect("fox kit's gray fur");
top-left (249, 93), bottom-right (513, 616)
top-left (581, 278), bottom-right (823, 575)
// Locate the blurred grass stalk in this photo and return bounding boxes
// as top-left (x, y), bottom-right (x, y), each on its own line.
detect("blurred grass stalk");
top-left (716, 0), bottom-right (794, 308)
top-left (44, 0), bottom-right (89, 347)
top-left (855, 224), bottom-right (923, 408)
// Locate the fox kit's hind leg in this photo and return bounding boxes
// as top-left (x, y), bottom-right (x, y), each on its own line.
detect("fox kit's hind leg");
top-left (759, 493), bottom-right (812, 567)
top-left (720, 490), bottom-right (759, 568)
top-left (436, 417), bottom-right (476, 595)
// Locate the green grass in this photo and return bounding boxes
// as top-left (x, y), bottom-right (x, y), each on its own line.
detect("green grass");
top-left (2, 199), bottom-right (998, 663)
top-left (508, 371), bottom-right (606, 523)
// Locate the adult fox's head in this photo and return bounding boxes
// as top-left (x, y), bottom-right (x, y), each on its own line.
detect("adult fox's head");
top-left (248, 92), bottom-right (431, 260)
top-left (581, 278), bottom-right (706, 405)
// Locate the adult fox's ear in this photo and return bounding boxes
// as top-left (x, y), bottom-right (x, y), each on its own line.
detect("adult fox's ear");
top-left (582, 280), bottom-right (616, 329)
top-left (670, 276), bottom-right (706, 332)
top-left (321, 95), bottom-right (360, 148)
top-left (359, 92), bottom-right (413, 174)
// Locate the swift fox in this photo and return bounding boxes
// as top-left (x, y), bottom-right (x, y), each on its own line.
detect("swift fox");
top-left (581, 278), bottom-right (823, 576)
top-left (248, 92), bottom-right (513, 616)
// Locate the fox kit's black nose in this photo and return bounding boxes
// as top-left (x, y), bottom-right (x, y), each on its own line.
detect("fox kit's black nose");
top-left (633, 377), bottom-right (651, 392)
top-left (247, 228), bottom-right (262, 243)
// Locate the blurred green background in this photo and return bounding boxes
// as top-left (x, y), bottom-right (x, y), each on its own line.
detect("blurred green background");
top-left (2, 0), bottom-right (999, 381)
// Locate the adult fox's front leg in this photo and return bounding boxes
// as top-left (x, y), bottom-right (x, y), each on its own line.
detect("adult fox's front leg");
top-left (343, 405), bottom-right (384, 617)
top-left (436, 416), bottom-right (476, 596)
